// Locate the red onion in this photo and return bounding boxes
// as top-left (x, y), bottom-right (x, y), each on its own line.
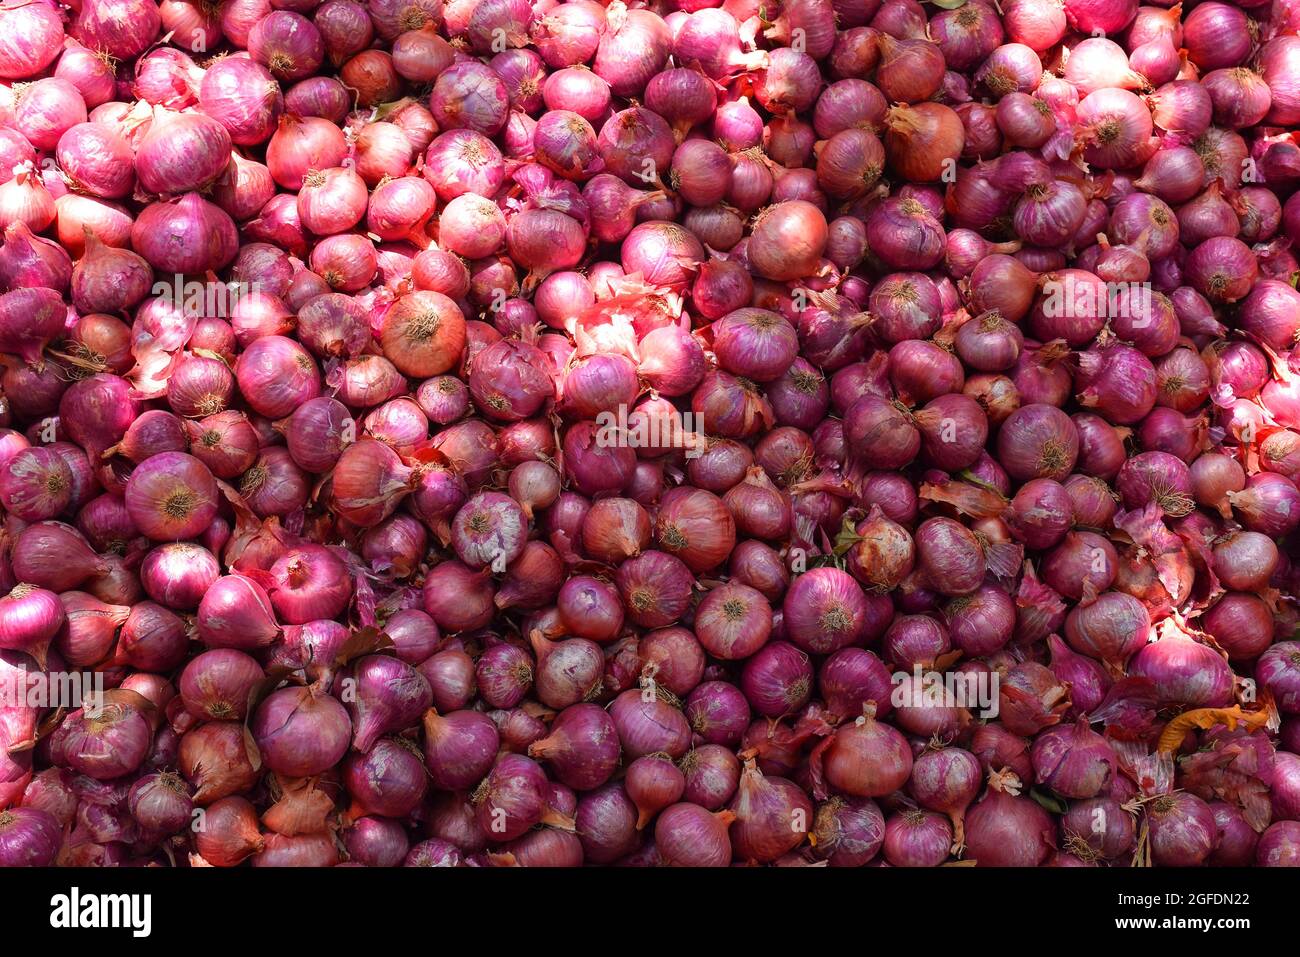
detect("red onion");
top-left (0, 807), bottom-right (61, 866)
top-left (248, 833), bottom-right (338, 867)
top-left (680, 680), bottom-right (747, 748)
top-left (196, 574), bottom-right (279, 650)
top-left (993, 660), bottom-right (1068, 737)
top-left (0, 584), bottom-right (63, 662)
top-left (174, 720), bottom-right (252, 804)
top-left (339, 50), bottom-right (401, 108)
top-left (968, 254), bottom-right (1037, 324)
top-left (13, 77), bottom-right (85, 154)
top-left (1200, 592), bottom-right (1273, 662)
top-left (124, 452), bottom-right (218, 542)
top-left (1228, 474), bottom-right (1300, 537)
top-left (60, 697), bottom-right (152, 780)
top-left (653, 803), bottom-right (732, 867)
top-left (1238, 279), bottom-right (1300, 353)
top-left (475, 753), bottom-right (557, 842)
top-left (51, 591), bottom-right (125, 667)
top-left (198, 59), bottom-right (282, 148)
top-left (212, 153), bottom-right (276, 222)
top-left (1256, 822), bottom-right (1300, 867)
top-left (552, 572), bottom-right (621, 639)
top-left (422, 709), bottom-right (499, 791)
top-left (423, 131), bottom-right (505, 203)
top-left (428, 60), bottom-right (509, 137)
top-left (528, 703), bottom-right (620, 792)
top-left (494, 541), bottom-right (563, 611)
top-left (344, 654), bottom-right (432, 753)
top-left (181, 411), bottom-right (254, 480)
top-left (343, 738), bottom-right (423, 816)
top-left (0, 2), bottom-right (63, 80)
top-left (266, 545), bottom-right (350, 624)
top-left (646, 487), bottom-right (733, 575)
top-left (915, 517), bottom-right (986, 597)
top-left (1146, 792), bottom-right (1217, 866)
top-left (680, 583), bottom-right (766, 662)
top-left (0, 446), bottom-right (71, 521)
top-left (910, 744), bottom-right (980, 849)
top-left (1059, 794), bottom-right (1135, 861)
top-left (390, 26), bottom-right (450, 82)
top-left (742, 201), bottom-right (825, 282)
top-left (867, 197), bottom-right (944, 271)
top-left (808, 794), bottom-right (882, 867)
top-left (10, 522), bottom-right (109, 595)
top-left (252, 686), bottom-right (351, 777)
top-left (781, 567), bottom-right (870, 655)
top-left (0, 163), bottom-right (54, 233)
top-left (0, 286), bottom-right (65, 367)
top-left (115, 602), bottom-right (188, 672)
top-left (190, 795), bottom-right (265, 866)
top-left (676, 311), bottom-right (773, 393)
top-left (1029, 718), bottom-right (1114, 800)
top-left (132, 192), bottom-right (238, 274)
top-left (607, 688), bottom-right (690, 760)
top-left (233, 336), bottom-right (321, 420)
top-left (1203, 800), bottom-right (1257, 866)
top-left (561, 353), bottom-right (639, 420)
top-left (1129, 623), bottom-right (1234, 707)
top-left (1186, 236), bottom-right (1258, 304)
top-left (571, 783), bottom-right (636, 864)
top-left (265, 114), bottom-right (347, 190)
top-left (140, 543), bottom-right (218, 612)
top-left (473, 643), bottom-right (531, 710)
top-left (53, 124), bottom-right (130, 202)
top-left (724, 759), bottom-right (811, 863)
top-left (1259, 642), bottom-right (1300, 714)
top-left (820, 703), bottom-right (912, 798)
top-left (1210, 532), bottom-right (1278, 595)
top-left (945, 584), bottom-right (1015, 656)
top-left (611, 754), bottom-right (677, 833)
top-left (417, 646), bottom-right (474, 711)
top-left (964, 770), bottom-right (1054, 866)
top-left (179, 649), bottom-right (263, 722)
top-left (1116, 451), bottom-right (1193, 516)
top-left (526, 630), bottom-right (601, 707)
top-left (882, 808), bottom-right (950, 867)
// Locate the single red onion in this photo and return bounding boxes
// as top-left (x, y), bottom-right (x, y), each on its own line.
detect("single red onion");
top-left (345, 654), bottom-right (432, 753)
top-left (0, 807), bottom-right (61, 867)
top-left (608, 688), bottom-right (691, 760)
top-left (1147, 792), bottom-right (1217, 866)
top-left (1128, 625), bottom-right (1235, 707)
top-left (114, 602), bottom-right (188, 673)
top-left (252, 686), bottom-right (351, 777)
top-left (820, 703), bottom-right (912, 798)
top-left (964, 771), bottom-right (1054, 866)
top-left (529, 703), bottom-right (621, 792)
top-left (421, 708), bottom-right (499, 791)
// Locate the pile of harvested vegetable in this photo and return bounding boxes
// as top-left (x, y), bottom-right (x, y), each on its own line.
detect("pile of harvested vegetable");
top-left (1, 0), bottom-right (1300, 867)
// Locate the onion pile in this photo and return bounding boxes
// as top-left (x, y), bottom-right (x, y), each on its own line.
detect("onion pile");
top-left (1, 0), bottom-right (1300, 870)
